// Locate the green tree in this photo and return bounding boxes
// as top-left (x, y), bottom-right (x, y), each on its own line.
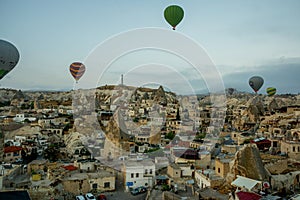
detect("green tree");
top-left (196, 132), bottom-right (206, 139)
top-left (133, 117), bottom-right (139, 123)
top-left (165, 132), bottom-right (175, 140)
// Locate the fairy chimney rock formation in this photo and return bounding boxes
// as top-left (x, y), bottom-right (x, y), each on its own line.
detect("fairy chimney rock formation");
top-left (228, 144), bottom-right (269, 182)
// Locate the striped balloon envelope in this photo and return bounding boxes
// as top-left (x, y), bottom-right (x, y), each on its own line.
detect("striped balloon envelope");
top-left (266, 87), bottom-right (276, 96)
top-left (69, 62), bottom-right (86, 83)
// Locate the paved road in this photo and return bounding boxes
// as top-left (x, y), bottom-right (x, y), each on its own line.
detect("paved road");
top-left (148, 189), bottom-right (163, 200)
top-left (100, 191), bottom-right (147, 200)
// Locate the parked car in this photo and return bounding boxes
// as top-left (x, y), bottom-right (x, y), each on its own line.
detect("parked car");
top-left (85, 193), bottom-right (96, 200)
top-left (75, 195), bottom-right (85, 200)
top-left (290, 194), bottom-right (300, 200)
top-left (130, 186), bottom-right (147, 195)
top-left (98, 194), bottom-right (107, 200)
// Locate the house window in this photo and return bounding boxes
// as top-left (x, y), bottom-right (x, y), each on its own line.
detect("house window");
top-left (104, 182), bottom-right (110, 188)
top-left (92, 183), bottom-right (97, 189)
top-left (293, 146), bottom-right (296, 152)
top-left (218, 168), bottom-right (220, 173)
top-left (136, 173), bottom-right (139, 178)
top-left (150, 169), bottom-right (152, 174)
top-left (145, 169), bottom-right (148, 174)
top-left (131, 173), bottom-right (134, 178)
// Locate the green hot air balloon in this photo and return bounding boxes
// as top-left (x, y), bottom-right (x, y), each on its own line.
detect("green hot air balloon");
top-left (0, 39), bottom-right (20, 80)
top-left (266, 87), bottom-right (276, 96)
top-left (249, 76), bottom-right (264, 93)
top-left (164, 5), bottom-right (184, 30)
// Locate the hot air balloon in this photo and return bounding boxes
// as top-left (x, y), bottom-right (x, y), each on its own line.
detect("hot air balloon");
top-left (266, 87), bottom-right (276, 96)
top-left (164, 5), bottom-right (184, 30)
top-left (69, 62), bottom-right (86, 83)
top-left (0, 39), bottom-right (20, 80)
top-left (249, 76), bottom-right (264, 93)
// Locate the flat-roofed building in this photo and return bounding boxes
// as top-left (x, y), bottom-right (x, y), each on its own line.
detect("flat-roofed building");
top-left (123, 159), bottom-right (155, 191)
top-left (195, 169), bottom-right (223, 189)
top-left (215, 158), bottom-right (232, 178)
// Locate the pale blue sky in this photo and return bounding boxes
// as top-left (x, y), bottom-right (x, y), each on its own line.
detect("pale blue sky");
top-left (0, 0), bottom-right (299, 94)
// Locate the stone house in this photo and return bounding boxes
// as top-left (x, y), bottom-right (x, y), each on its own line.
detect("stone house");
top-left (215, 158), bottom-right (231, 178)
top-left (271, 171), bottom-right (300, 192)
top-left (135, 133), bottom-right (150, 144)
top-left (265, 159), bottom-right (288, 175)
top-left (62, 173), bottom-right (90, 194)
top-left (87, 171), bottom-right (115, 192)
top-left (27, 160), bottom-right (48, 174)
top-left (167, 163), bottom-right (194, 179)
top-left (167, 163), bottom-right (181, 179)
top-left (178, 163), bottom-right (194, 177)
top-left (280, 140), bottom-right (300, 160)
top-left (62, 170), bottom-right (115, 195)
top-left (3, 146), bottom-right (22, 163)
top-left (190, 140), bottom-right (202, 149)
top-left (74, 159), bottom-right (96, 172)
top-left (194, 169), bottom-right (223, 189)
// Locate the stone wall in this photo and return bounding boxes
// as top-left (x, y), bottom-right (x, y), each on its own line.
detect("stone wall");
top-left (281, 141), bottom-right (300, 160)
top-left (215, 159), bottom-right (230, 178)
top-left (63, 179), bottom-right (90, 195)
top-left (265, 159), bottom-right (288, 175)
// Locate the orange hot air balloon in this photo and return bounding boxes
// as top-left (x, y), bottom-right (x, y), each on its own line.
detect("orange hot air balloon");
top-left (69, 62), bottom-right (85, 83)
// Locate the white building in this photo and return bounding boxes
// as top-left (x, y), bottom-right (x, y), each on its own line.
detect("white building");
top-left (195, 169), bottom-right (223, 189)
top-left (14, 136), bottom-right (27, 146)
top-left (13, 114), bottom-right (36, 123)
top-left (74, 160), bottom-right (96, 172)
top-left (123, 159), bottom-right (155, 191)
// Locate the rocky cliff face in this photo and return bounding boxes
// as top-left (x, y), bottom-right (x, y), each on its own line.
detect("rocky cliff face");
top-left (0, 89), bottom-right (17, 102)
top-left (228, 144), bottom-right (269, 182)
top-left (246, 104), bottom-right (264, 123)
top-left (154, 85), bottom-right (168, 106)
top-left (102, 110), bottom-right (132, 159)
top-left (268, 98), bottom-right (280, 111)
top-left (245, 96), bottom-right (264, 122)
